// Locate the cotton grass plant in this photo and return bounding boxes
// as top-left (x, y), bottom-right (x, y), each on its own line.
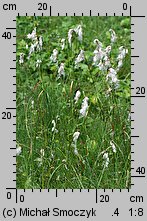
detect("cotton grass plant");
top-left (16, 16), bottom-right (131, 189)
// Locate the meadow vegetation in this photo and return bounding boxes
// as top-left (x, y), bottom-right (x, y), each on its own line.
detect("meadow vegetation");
top-left (16, 16), bottom-right (131, 189)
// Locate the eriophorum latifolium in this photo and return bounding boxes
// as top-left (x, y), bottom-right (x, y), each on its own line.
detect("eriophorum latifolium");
top-left (16, 16), bottom-right (131, 189)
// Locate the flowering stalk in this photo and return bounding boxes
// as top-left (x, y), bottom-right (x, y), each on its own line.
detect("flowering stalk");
top-left (74, 90), bottom-right (81, 103)
top-left (74, 25), bottom-right (83, 42)
top-left (27, 27), bottom-right (37, 41)
top-left (109, 29), bottom-right (117, 44)
top-left (116, 46), bottom-right (128, 71)
top-left (79, 97), bottom-right (89, 118)
top-left (75, 50), bottom-right (84, 65)
top-left (51, 120), bottom-right (58, 133)
top-left (19, 53), bottom-right (24, 64)
top-left (57, 63), bottom-right (65, 79)
top-left (50, 49), bottom-right (58, 62)
top-left (72, 131), bottom-right (80, 155)
top-left (36, 59), bottom-right (42, 68)
top-left (38, 36), bottom-right (43, 51)
top-left (61, 38), bottom-right (65, 50)
top-left (110, 141), bottom-right (116, 153)
top-left (16, 146), bottom-right (22, 156)
top-left (106, 68), bottom-right (119, 88)
top-left (68, 29), bottom-right (74, 47)
top-left (103, 152), bottom-right (109, 168)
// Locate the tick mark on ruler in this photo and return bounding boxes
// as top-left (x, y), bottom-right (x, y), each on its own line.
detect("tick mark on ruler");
top-left (130, 6), bottom-right (132, 16)
top-left (6, 187), bottom-right (16, 190)
top-left (6, 28), bottom-right (16, 30)
top-left (50, 6), bottom-right (52, 16)
top-left (6, 107), bottom-right (16, 110)
top-left (131, 95), bottom-right (145, 98)
top-left (131, 15), bottom-right (145, 18)
top-left (96, 189), bottom-right (98, 203)
top-left (131, 175), bottom-right (145, 178)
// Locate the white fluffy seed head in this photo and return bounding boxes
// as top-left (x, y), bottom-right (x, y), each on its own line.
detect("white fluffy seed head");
top-left (74, 90), bottom-right (81, 103)
top-left (16, 146), bottom-right (22, 156)
top-left (79, 97), bottom-right (89, 118)
top-left (110, 141), bottom-right (116, 153)
top-left (103, 152), bottom-right (109, 168)
top-left (73, 131), bottom-right (80, 143)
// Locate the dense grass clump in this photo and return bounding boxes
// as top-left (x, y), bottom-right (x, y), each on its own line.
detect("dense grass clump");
top-left (16, 16), bottom-right (131, 189)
